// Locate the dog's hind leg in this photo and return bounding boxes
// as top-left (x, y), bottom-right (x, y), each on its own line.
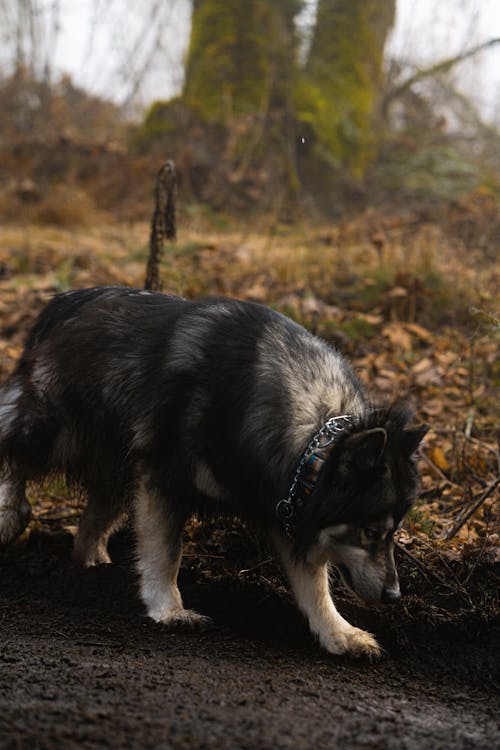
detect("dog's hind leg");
top-left (272, 533), bottom-right (382, 660)
top-left (134, 475), bottom-right (212, 629)
top-left (0, 380), bottom-right (32, 544)
top-left (73, 489), bottom-right (127, 567)
top-left (0, 465), bottom-right (31, 545)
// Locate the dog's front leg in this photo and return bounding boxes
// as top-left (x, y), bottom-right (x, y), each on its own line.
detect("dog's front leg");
top-left (272, 533), bottom-right (382, 659)
top-left (134, 476), bottom-right (212, 629)
top-left (0, 465), bottom-right (32, 545)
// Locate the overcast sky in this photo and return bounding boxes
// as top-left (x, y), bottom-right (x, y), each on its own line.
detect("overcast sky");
top-left (388, 0), bottom-right (500, 121)
top-left (14, 0), bottom-right (500, 121)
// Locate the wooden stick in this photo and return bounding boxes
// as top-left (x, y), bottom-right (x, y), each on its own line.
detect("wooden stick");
top-left (145, 160), bottom-right (177, 291)
top-left (419, 448), bottom-right (460, 488)
top-left (444, 475), bottom-right (500, 540)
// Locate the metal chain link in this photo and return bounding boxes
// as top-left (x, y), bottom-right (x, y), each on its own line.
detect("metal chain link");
top-left (275, 414), bottom-right (352, 530)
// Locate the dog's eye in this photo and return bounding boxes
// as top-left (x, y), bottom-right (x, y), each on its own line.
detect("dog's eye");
top-left (363, 528), bottom-right (380, 541)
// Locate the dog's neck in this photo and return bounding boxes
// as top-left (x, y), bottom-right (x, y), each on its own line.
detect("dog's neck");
top-left (276, 414), bottom-right (353, 536)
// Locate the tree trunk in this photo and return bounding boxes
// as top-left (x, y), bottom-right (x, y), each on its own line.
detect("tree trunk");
top-left (298, 0), bottom-right (395, 178)
top-left (183, 0), bottom-right (299, 123)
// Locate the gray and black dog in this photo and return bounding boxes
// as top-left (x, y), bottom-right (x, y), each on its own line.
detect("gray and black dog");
top-left (0, 287), bottom-right (427, 658)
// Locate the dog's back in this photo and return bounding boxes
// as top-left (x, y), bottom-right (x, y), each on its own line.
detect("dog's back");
top-left (2, 287), bottom-right (364, 514)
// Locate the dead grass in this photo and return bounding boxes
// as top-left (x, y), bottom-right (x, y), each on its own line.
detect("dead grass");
top-left (0, 186), bottom-right (106, 228)
top-left (0, 213), bottom-right (498, 576)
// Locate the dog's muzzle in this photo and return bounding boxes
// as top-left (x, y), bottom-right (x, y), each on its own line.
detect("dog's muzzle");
top-left (381, 585), bottom-right (401, 603)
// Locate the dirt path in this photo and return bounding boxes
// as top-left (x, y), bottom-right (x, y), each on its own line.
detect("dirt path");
top-left (1, 531), bottom-right (499, 750)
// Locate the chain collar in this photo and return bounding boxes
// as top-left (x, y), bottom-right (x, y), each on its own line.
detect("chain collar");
top-left (275, 414), bottom-right (352, 536)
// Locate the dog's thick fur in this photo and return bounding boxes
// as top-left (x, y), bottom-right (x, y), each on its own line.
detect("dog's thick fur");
top-left (0, 287), bottom-right (427, 658)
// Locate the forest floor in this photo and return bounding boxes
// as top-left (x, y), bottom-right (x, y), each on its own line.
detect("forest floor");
top-left (0, 210), bottom-right (499, 748)
top-left (0, 528), bottom-right (498, 750)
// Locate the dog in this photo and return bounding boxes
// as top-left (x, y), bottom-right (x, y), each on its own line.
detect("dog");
top-left (0, 287), bottom-right (427, 658)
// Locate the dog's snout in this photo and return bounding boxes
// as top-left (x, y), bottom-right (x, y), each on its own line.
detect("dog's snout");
top-left (381, 586), bottom-right (401, 604)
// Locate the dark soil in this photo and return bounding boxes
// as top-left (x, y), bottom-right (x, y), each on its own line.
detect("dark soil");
top-left (1, 527), bottom-right (499, 750)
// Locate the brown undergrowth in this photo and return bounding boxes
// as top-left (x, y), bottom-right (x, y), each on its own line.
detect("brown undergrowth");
top-left (0, 206), bottom-right (498, 627)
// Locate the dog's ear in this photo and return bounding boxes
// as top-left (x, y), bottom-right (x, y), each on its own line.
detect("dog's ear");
top-left (401, 423), bottom-right (429, 455)
top-left (339, 428), bottom-right (387, 473)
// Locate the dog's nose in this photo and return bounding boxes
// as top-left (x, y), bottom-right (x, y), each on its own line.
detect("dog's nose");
top-left (382, 586), bottom-right (401, 603)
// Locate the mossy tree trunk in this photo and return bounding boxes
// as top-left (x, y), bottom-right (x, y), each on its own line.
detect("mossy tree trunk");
top-left (183, 0), bottom-right (300, 123)
top-left (156, 0), bottom-right (396, 206)
top-left (298, 0), bottom-right (395, 178)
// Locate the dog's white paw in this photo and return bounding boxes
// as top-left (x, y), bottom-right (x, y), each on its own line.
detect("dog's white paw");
top-left (149, 607), bottom-right (214, 630)
top-left (320, 626), bottom-right (383, 660)
top-left (0, 501), bottom-right (32, 545)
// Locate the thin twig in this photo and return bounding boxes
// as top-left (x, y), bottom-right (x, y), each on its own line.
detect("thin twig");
top-left (445, 475), bottom-right (500, 541)
top-left (416, 537), bottom-right (475, 608)
top-left (238, 557), bottom-right (274, 575)
top-left (464, 435), bottom-right (499, 455)
top-left (419, 448), bottom-right (460, 488)
top-left (462, 516), bottom-right (492, 586)
top-left (396, 542), bottom-right (455, 590)
top-left (396, 541), bottom-right (474, 608)
top-left (384, 37), bottom-right (500, 112)
top-left (182, 553), bottom-right (225, 559)
top-left (429, 429), bottom-right (497, 453)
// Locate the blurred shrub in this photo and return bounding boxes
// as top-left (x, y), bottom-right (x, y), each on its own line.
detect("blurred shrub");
top-left (32, 186), bottom-right (96, 227)
top-left (376, 142), bottom-right (480, 200)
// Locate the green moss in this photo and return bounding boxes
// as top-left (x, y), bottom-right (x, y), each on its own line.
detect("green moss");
top-left (54, 258), bottom-right (79, 291)
top-left (184, 0), bottom-right (299, 122)
top-left (137, 0), bottom-right (396, 198)
top-left (356, 267), bottom-right (396, 308)
top-left (134, 96), bottom-right (190, 151)
top-left (406, 506), bottom-right (436, 535)
top-left (296, 0), bottom-right (395, 177)
top-left (142, 100), bottom-right (173, 138)
top-left (327, 316), bottom-right (376, 341)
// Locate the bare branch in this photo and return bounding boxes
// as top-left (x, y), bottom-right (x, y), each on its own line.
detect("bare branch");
top-left (384, 37), bottom-right (500, 113)
top-left (445, 475), bottom-right (500, 541)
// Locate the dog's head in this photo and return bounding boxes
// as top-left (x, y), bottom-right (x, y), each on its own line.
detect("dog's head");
top-left (294, 409), bottom-right (428, 605)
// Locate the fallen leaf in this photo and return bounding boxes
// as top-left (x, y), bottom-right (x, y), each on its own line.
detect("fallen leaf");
top-left (422, 399), bottom-right (444, 416)
top-left (404, 322), bottom-right (433, 342)
top-left (413, 364), bottom-right (443, 388)
top-left (374, 376), bottom-right (395, 392)
top-left (387, 286), bottom-right (408, 299)
top-left (358, 312), bottom-right (383, 326)
top-left (429, 447), bottom-right (450, 472)
top-left (382, 323), bottom-right (412, 351)
top-left (412, 357), bottom-right (434, 374)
